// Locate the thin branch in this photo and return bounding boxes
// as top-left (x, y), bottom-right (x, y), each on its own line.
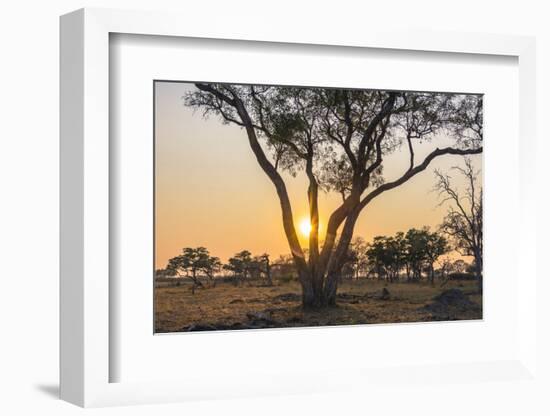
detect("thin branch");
top-left (359, 146), bottom-right (483, 210)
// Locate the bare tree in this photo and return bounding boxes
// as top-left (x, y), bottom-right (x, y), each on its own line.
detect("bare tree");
top-left (185, 85), bottom-right (483, 307)
top-left (435, 158), bottom-right (483, 293)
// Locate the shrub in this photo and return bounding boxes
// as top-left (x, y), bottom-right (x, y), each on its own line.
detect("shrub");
top-left (276, 273), bottom-right (296, 284)
top-left (448, 272), bottom-right (476, 281)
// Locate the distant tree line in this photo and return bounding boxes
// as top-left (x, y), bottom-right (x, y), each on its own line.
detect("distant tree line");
top-left (323, 228), bottom-right (478, 285)
top-left (156, 248), bottom-right (277, 292)
top-left (156, 226), bottom-right (478, 293)
top-left (360, 227), bottom-right (448, 284)
top-left (156, 159), bottom-right (483, 294)
top-left (222, 250), bottom-right (273, 286)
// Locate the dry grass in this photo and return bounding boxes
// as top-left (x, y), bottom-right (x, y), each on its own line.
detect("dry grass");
top-left (154, 278), bottom-right (482, 333)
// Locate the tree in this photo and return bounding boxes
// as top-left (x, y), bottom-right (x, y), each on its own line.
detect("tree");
top-left (403, 228), bottom-right (427, 281)
top-left (223, 250), bottom-right (254, 285)
top-left (365, 230), bottom-right (449, 283)
top-left (203, 255), bottom-right (222, 285)
top-left (437, 257), bottom-right (454, 284)
top-left (366, 236), bottom-right (389, 280)
top-left (435, 158), bottom-right (483, 293)
top-left (401, 228), bottom-right (448, 283)
top-left (166, 247), bottom-right (221, 291)
top-left (257, 253), bottom-right (273, 286)
top-left (339, 248), bottom-right (358, 280)
top-left (243, 253), bottom-right (273, 284)
top-left (185, 85), bottom-right (482, 307)
top-left (271, 254), bottom-right (297, 282)
top-left (422, 230), bottom-right (450, 285)
top-left (452, 259), bottom-right (468, 274)
top-left (386, 232), bottom-right (407, 282)
top-left (366, 235), bottom-right (405, 282)
top-left (347, 237), bottom-right (370, 279)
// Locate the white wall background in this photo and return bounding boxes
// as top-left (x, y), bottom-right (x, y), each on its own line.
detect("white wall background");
top-left (0, 1), bottom-right (548, 415)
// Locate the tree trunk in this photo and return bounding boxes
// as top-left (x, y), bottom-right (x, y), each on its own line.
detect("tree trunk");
top-left (301, 278), bottom-right (316, 307)
top-left (265, 264), bottom-right (273, 286)
top-left (301, 272), bottom-right (328, 308)
top-left (315, 207), bottom-right (360, 306)
top-left (298, 268), bottom-right (342, 308)
top-left (323, 273), bottom-right (338, 306)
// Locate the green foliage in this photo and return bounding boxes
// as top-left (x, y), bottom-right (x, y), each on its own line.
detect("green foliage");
top-left (365, 227), bottom-right (449, 282)
top-left (366, 233), bottom-right (406, 282)
top-left (221, 250), bottom-right (274, 284)
top-left (223, 250), bottom-right (253, 277)
top-left (184, 84), bottom-right (482, 202)
top-left (183, 82), bottom-right (482, 306)
top-left (167, 247), bottom-right (221, 281)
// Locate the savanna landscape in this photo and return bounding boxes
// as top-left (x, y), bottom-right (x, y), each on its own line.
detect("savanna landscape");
top-left (154, 82), bottom-right (483, 333)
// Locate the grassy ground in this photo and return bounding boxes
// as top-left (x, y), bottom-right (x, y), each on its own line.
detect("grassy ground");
top-left (154, 278), bottom-right (482, 333)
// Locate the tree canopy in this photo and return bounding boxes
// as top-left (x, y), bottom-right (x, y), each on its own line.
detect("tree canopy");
top-left (184, 84), bottom-right (482, 306)
top-left (166, 247), bottom-right (221, 286)
top-left (366, 228), bottom-right (449, 283)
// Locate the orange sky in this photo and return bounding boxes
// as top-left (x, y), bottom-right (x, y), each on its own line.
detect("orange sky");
top-left (155, 82), bottom-right (482, 269)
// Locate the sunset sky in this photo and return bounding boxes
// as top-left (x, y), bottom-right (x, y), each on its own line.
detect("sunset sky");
top-left (154, 81), bottom-right (482, 269)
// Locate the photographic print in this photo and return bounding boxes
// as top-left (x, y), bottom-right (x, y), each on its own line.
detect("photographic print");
top-left (154, 81), bottom-right (483, 333)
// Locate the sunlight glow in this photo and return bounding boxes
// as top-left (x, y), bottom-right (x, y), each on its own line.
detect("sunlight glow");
top-left (299, 218), bottom-right (312, 238)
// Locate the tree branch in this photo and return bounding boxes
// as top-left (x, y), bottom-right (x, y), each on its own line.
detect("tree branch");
top-left (195, 83), bottom-right (308, 273)
top-left (357, 93), bottom-right (397, 169)
top-left (359, 146), bottom-right (483, 210)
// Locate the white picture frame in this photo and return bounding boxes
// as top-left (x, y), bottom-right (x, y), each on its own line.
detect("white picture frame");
top-left (60, 7), bottom-right (538, 408)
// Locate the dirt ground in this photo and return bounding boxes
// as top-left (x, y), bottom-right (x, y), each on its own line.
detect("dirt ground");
top-left (154, 278), bottom-right (482, 333)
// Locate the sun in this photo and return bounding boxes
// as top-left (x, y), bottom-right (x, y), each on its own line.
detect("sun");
top-left (299, 218), bottom-right (312, 238)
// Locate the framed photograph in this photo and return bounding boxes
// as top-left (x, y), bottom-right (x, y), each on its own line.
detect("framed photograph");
top-left (60, 8), bottom-right (539, 408)
top-left (153, 80), bottom-right (484, 333)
